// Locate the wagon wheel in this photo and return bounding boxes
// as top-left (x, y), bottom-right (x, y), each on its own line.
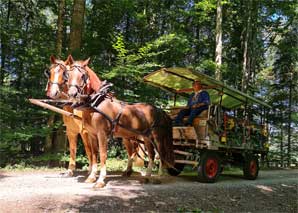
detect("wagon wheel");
top-left (243, 155), bottom-right (259, 180)
top-left (167, 162), bottom-right (185, 176)
top-left (197, 151), bottom-right (221, 183)
top-left (167, 148), bottom-right (185, 176)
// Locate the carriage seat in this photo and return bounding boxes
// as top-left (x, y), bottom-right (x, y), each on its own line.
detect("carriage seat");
top-left (182, 109), bottom-right (209, 125)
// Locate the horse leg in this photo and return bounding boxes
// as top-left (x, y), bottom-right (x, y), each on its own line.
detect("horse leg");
top-left (122, 139), bottom-right (136, 177)
top-left (80, 131), bottom-right (92, 173)
top-left (157, 153), bottom-right (163, 176)
top-left (94, 133), bottom-right (108, 188)
top-left (81, 132), bottom-right (98, 183)
top-left (64, 131), bottom-right (78, 177)
top-left (144, 139), bottom-right (155, 177)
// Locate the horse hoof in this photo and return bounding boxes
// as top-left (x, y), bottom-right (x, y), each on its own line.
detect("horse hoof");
top-left (60, 170), bottom-right (73, 178)
top-left (122, 170), bottom-right (133, 177)
top-left (85, 177), bottom-right (96, 183)
top-left (140, 177), bottom-right (150, 184)
top-left (93, 182), bottom-right (106, 189)
top-left (151, 178), bottom-right (162, 184)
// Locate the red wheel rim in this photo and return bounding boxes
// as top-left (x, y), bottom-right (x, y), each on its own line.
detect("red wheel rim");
top-left (205, 158), bottom-right (218, 178)
top-left (249, 160), bottom-right (257, 176)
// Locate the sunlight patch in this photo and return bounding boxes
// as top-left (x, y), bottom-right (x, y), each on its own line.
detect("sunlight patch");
top-left (255, 185), bottom-right (274, 192)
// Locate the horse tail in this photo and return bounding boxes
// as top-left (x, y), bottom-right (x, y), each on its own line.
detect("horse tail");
top-left (152, 108), bottom-right (174, 168)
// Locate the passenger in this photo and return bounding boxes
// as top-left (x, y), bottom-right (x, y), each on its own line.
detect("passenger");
top-left (174, 80), bottom-right (210, 126)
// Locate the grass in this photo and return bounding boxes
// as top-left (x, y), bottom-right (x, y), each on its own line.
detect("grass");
top-left (0, 157), bottom-right (149, 173)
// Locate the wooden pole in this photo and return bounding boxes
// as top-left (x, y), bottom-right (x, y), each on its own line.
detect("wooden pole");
top-left (29, 99), bottom-right (82, 120)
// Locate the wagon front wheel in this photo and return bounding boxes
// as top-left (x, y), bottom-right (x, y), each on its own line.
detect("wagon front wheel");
top-left (167, 163), bottom-right (184, 176)
top-left (243, 155), bottom-right (259, 180)
top-left (167, 149), bottom-right (185, 176)
top-left (197, 152), bottom-right (221, 183)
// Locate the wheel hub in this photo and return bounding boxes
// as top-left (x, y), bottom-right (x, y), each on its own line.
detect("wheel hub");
top-left (206, 158), bottom-right (218, 178)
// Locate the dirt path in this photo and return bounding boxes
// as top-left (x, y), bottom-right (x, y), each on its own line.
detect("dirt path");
top-left (0, 169), bottom-right (297, 213)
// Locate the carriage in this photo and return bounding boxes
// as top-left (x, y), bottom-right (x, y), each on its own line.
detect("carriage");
top-left (143, 67), bottom-right (270, 183)
top-left (30, 58), bottom-right (270, 186)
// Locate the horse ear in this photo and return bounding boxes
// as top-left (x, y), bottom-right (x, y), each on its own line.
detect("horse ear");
top-left (82, 57), bottom-right (90, 67)
top-left (50, 55), bottom-right (56, 64)
top-left (65, 55), bottom-right (74, 65)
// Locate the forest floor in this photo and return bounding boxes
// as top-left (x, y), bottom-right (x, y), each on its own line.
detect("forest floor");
top-left (0, 168), bottom-right (297, 213)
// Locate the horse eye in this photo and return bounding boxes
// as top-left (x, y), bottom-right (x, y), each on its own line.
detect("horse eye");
top-left (44, 69), bottom-right (50, 78)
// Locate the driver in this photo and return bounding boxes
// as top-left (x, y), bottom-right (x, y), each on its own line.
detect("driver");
top-left (174, 80), bottom-right (210, 126)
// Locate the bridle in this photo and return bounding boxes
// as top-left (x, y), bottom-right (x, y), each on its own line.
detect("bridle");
top-left (44, 62), bottom-right (68, 92)
top-left (67, 64), bottom-right (89, 95)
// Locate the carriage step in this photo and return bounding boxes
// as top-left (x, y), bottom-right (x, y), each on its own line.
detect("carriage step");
top-left (174, 150), bottom-right (193, 156)
top-left (175, 159), bottom-right (198, 165)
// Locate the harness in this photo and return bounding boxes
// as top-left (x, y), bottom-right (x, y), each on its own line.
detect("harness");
top-left (89, 81), bottom-right (155, 140)
top-left (68, 66), bottom-right (170, 166)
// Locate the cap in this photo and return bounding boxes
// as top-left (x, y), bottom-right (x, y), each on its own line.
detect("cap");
top-left (192, 80), bottom-right (201, 85)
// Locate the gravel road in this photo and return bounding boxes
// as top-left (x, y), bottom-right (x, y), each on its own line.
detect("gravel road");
top-left (0, 169), bottom-right (297, 213)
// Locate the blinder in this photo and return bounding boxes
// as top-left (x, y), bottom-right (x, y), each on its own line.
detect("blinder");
top-left (44, 68), bottom-right (50, 78)
top-left (82, 73), bottom-right (89, 83)
top-left (63, 71), bottom-right (69, 81)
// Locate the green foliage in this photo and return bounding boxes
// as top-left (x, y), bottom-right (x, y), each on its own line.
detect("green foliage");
top-left (0, 0), bottom-right (297, 168)
top-left (112, 34), bottom-right (128, 61)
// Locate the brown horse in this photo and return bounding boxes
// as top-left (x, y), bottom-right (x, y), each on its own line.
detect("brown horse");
top-left (45, 55), bottom-right (98, 182)
top-left (66, 57), bottom-right (174, 188)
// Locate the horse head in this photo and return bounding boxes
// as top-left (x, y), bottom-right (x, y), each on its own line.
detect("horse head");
top-left (67, 57), bottom-right (102, 102)
top-left (66, 58), bottom-right (91, 100)
top-left (45, 55), bottom-right (73, 99)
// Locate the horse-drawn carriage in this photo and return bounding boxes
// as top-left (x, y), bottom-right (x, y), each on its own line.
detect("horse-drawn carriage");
top-left (30, 57), bottom-right (270, 186)
top-left (144, 67), bottom-right (270, 183)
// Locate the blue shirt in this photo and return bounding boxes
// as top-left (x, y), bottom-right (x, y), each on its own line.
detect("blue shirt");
top-left (187, 90), bottom-right (210, 107)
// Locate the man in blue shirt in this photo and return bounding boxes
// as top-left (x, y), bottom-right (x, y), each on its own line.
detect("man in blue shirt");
top-left (174, 80), bottom-right (210, 126)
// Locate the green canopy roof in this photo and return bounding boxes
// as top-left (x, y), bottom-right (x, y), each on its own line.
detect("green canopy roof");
top-left (143, 67), bottom-right (271, 109)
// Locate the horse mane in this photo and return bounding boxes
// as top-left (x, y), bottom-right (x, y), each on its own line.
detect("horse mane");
top-left (85, 66), bottom-right (102, 93)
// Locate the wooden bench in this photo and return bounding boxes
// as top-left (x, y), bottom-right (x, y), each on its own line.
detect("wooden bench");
top-left (172, 108), bottom-right (210, 148)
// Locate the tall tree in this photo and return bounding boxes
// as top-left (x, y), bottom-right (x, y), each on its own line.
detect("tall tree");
top-left (56, 0), bottom-right (65, 57)
top-left (215, 0), bottom-right (222, 81)
top-left (45, 0), bottom-right (66, 153)
top-left (0, 0), bottom-right (11, 85)
top-left (69, 0), bottom-right (86, 57)
top-left (241, 0), bottom-right (252, 92)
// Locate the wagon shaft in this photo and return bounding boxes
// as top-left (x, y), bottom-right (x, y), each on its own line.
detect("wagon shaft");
top-left (29, 99), bottom-right (82, 120)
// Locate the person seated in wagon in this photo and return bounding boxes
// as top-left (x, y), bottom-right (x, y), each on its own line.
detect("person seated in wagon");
top-left (174, 80), bottom-right (210, 126)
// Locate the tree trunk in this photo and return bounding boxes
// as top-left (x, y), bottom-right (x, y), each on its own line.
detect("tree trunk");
top-left (44, 114), bottom-right (55, 153)
top-left (287, 72), bottom-right (293, 166)
top-left (0, 0), bottom-right (11, 85)
top-left (248, 0), bottom-right (258, 88)
top-left (16, 14), bottom-right (30, 89)
top-left (69, 0), bottom-right (86, 56)
top-left (241, 0), bottom-right (252, 92)
top-left (280, 114), bottom-right (284, 167)
top-left (44, 0), bottom-right (66, 154)
top-left (56, 0), bottom-right (65, 57)
top-left (215, 0), bottom-right (222, 81)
